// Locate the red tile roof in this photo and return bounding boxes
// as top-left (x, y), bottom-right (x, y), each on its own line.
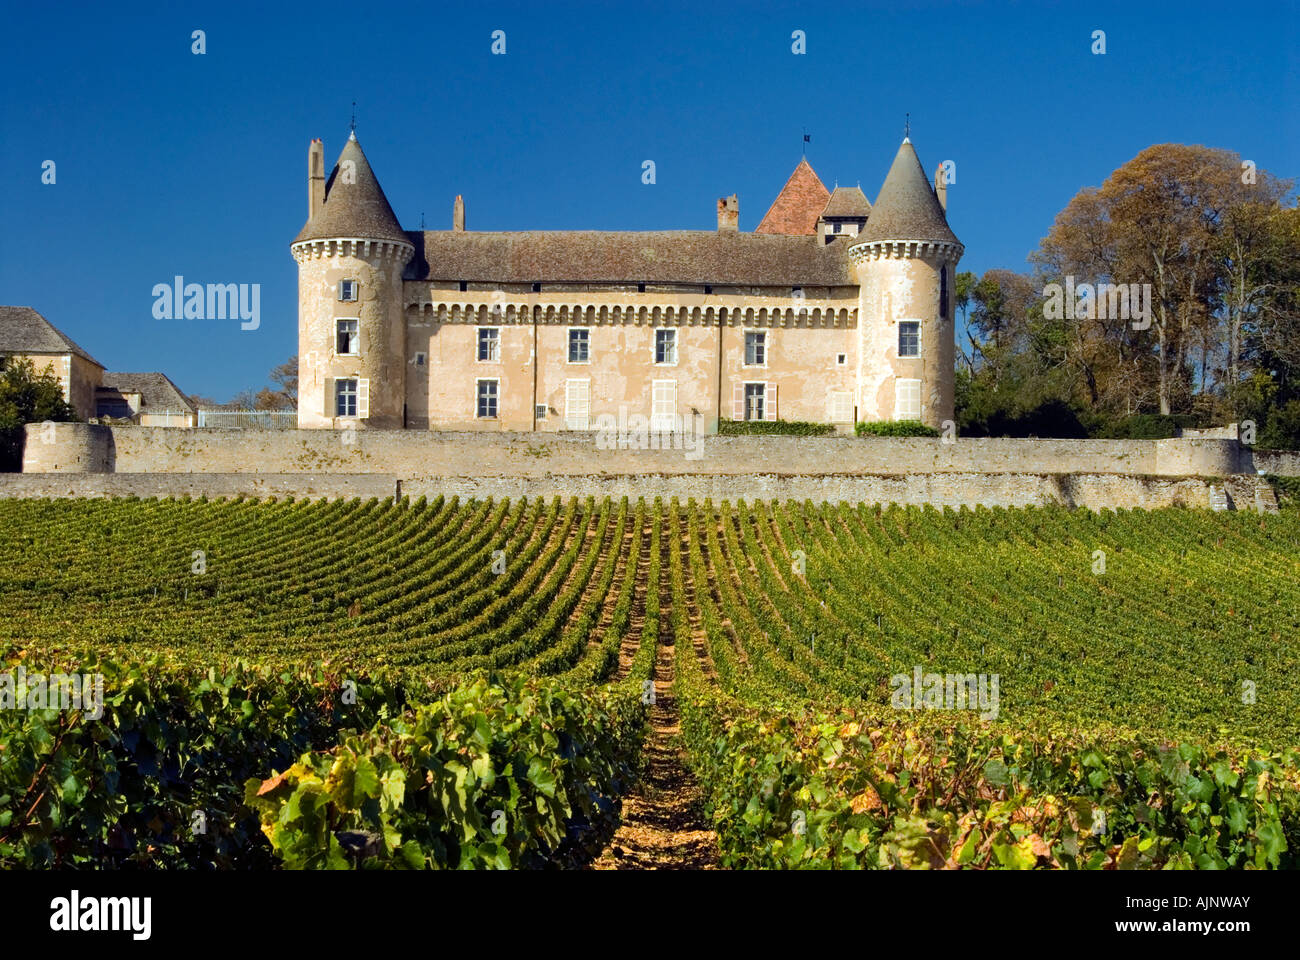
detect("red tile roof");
top-left (754, 159), bottom-right (831, 235)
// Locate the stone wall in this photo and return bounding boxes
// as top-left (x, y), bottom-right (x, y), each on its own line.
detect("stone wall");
top-left (0, 473), bottom-right (396, 500)
top-left (1250, 449), bottom-right (1300, 476)
top-left (1, 470), bottom-right (1276, 513)
top-left (20, 422), bottom-right (1264, 478)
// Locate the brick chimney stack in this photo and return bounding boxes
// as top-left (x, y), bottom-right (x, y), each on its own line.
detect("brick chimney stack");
top-left (308, 139), bottom-right (325, 217)
top-left (453, 195), bottom-right (465, 231)
top-left (716, 194), bottom-right (739, 231)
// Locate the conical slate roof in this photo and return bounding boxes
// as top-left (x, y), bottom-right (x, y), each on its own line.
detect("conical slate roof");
top-left (755, 158), bottom-right (831, 235)
top-left (293, 133), bottom-right (408, 244)
top-left (855, 139), bottom-right (958, 245)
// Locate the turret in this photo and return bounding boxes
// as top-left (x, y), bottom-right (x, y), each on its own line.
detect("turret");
top-left (849, 137), bottom-right (962, 428)
top-left (290, 132), bottom-right (414, 429)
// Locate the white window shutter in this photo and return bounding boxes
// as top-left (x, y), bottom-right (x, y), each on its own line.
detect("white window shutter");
top-left (358, 378), bottom-right (370, 419)
top-left (732, 382), bottom-right (744, 420)
top-left (566, 379), bottom-right (590, 430)
top-left (324, 378), bottom-right (333, 419)
top-left (765, 382), bottom-right (777, 420)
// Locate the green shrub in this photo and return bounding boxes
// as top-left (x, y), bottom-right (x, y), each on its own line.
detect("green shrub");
top-left (0, 652), bottom-right (403, 868)
top-left (244, 674), bottom-right (645, 869)
top-left (718, 419), bottom-right (837, 436)
top-left (1090, 413), bottom-right (1204, 440)
top-left (855, 420), bottom-right (940, 438)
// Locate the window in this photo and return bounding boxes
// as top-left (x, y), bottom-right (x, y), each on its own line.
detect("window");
top-left (743, 382), bottom-right (766, 421)
top-left (836, 353), bottom-right (847, 367)
top-left (414, 352), bottom-right (426, 366)
top-left (655, 328), bottom-right (677, 365)
top-left (532, 282), bottom-right (542, 293)
top-left (833, 223), bottom-right (842, 234)
top-left (828, 390), bottom-right (853, 424)
top-left (338, 280), bottom-right (357, 302)
top-left (791, 286), bottom-right (802, 297)
top-left (477, 327), bottom-right (500, 362)
top-left (651, 380), bottom-right (676, 433)
top-left (459, 280), bottom-right (468, 292)
top-left (335, 378), bottom-right (358, 417)
top-left (637, 283), bottom-right (646, 293)
top-left (898, 321), bottom-right (921, 358)
top-left (568, 328), bottom-right (590, 364)
top-left (704, 285), bottom-right (713, 295)
top-left (940, 266), bottom-right (949, 319)
top-left (744, 330), bottom-right (766, 366)
top-left (565, 379), bottom-right (590, 430)
top-left (895, 378), bottom-right (922, 421)
top-left (476, 379), bottom-right (499, 418)
top-left (336, 319), bottom-right (359, 355)
top-left (535, 403), bottom-right (548, 421)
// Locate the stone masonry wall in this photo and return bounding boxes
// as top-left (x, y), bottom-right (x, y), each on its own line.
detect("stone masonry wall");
top-left (0, 470), bottom-right (1277, 513)
top-left (20, 423), bottom-right (1264, 478)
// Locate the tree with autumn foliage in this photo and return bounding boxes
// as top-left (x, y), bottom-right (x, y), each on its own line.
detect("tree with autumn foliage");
top-left (958, 144), bottom-right (1299, 445)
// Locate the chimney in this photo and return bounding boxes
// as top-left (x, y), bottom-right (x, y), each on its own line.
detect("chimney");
top-left (934, 164), bottom-right (947, 213)
top-left (308, 139), bottom-right (325, 217)
top-left (453, 195), bottom-right (465, 232)
top-left (716, 194), bottom-right (739, 232)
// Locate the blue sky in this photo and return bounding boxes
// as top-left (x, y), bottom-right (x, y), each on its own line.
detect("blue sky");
top-left (2, 0), bottom-right (1296, 400)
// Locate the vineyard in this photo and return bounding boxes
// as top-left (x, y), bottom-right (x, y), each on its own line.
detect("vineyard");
top-left (1, 495), bottom-right (1297, 869)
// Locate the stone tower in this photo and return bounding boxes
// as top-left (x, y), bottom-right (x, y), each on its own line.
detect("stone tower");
top-left (849, 138), bottom-right (962, 428)
top-left (291, 132), bottom-right (413, 429)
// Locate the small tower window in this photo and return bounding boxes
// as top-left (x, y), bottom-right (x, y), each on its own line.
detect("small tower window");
top-left (940, 266), bottom-right (949, 319)
top-left (336, 319), bottom-right (359, 356)
top-left (335, 378), bottom-right (358, 417)
top-left (338, 280), bottom-right (358, 302)
top-left (898, 321), bottom-right (921, 358)
top-left (568, 328), bottom-right (590, 364)
top-left (836, 353), bottom-right (847, 367)
top-left (477, 327), bottom-right (500, 362)
top-left (655, 328), bottom-right (677, 365)
top-left (476, 379), bottom-right (499, 419)
top-left (414, 352), bottom-right (426, 366)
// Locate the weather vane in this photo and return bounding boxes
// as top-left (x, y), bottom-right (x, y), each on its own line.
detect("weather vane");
top-left (802, 128), bottom-right (810, 156)
top-left (905, 113), bottom-right (910, 139)
top-left (351, 100), bottom-right (357, 133)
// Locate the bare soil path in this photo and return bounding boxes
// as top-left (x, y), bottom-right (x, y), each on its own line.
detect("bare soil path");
top-left (593, 515), bottom-right (720, 870)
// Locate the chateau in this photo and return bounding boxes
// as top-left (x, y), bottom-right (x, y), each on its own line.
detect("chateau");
top-left (291, 132), bottom-right (963, 432)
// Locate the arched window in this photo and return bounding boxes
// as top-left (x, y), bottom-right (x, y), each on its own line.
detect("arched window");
top-left (939, 265), bottom-right (949, 319)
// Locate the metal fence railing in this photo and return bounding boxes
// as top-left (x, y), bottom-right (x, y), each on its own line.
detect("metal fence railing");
top-left (196, 409), bottom-right (297, 429)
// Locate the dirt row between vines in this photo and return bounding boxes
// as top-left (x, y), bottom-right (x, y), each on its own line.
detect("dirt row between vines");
top-left (593, 514), bottom-right (719, 870)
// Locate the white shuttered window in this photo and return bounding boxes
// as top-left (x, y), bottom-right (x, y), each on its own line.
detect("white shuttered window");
top-left (565, 379), bottom-right (590, 430)
top-left (651, 380), bottom-right (676, 432)
top-left (894, 378), bottom-right (921, 420)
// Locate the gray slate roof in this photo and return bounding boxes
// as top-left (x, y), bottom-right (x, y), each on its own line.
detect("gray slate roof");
top-left (98, 372), bottom-right (195, 413)
top-left (855, 139), bottom-right (959, 245)
top-left (293, 134), bottom-right (408, 245)
top-left (0, 305), bottom-right (104, 367)
top-left (408, 230), bottom-right (856, 286)
top-left (820, 186), bottom-right (871, 219)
